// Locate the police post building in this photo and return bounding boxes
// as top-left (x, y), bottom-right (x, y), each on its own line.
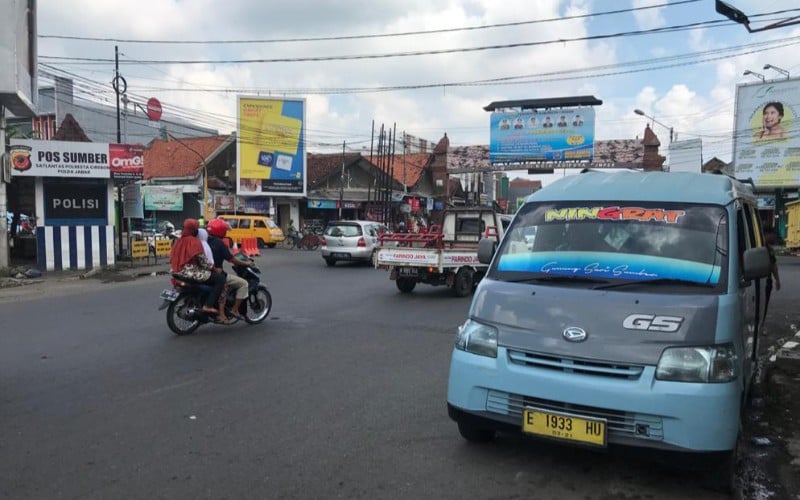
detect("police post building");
top-left (9, 139), bottom-right (142, 271)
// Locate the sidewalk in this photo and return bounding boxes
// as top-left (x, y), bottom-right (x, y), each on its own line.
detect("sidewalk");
top-left (0, 257), bottom-right (171, 289)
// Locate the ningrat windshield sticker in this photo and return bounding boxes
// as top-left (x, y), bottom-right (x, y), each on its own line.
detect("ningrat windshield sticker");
top-left (497, 252), bottom-right (721, 284)
top-left (545, 206), bottom-right (686, 223)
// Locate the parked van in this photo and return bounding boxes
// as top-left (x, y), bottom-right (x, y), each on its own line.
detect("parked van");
top-left (446, 171), bottom-right (773, 491)
top-left (217, 214), bottom-right (285, 248)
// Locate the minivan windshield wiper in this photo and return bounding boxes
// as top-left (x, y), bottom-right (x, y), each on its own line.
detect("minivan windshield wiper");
top-left (593, 278), bottom-right (715, 290)
top-left (504, 275), bottom-right (609, 285)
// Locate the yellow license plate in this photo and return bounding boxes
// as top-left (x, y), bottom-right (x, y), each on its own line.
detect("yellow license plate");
top-left (522, 408), bottom-right (607, 447)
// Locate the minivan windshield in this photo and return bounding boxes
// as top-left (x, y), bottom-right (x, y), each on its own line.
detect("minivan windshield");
top-left (490, 202), bottom-right (729, 290)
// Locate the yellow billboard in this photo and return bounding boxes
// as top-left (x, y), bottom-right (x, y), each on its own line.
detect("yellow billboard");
top-left (237, 96), bottom-right (306, 197)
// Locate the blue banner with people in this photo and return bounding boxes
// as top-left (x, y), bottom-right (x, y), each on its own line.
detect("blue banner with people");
top-left (489, 108), bottom-right (595, 163)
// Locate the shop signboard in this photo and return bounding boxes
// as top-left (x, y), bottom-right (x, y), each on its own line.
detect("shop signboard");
top-left (142, 186), bottom-right (183, 211)
top-left (43, 178), bottom-right (108, 226)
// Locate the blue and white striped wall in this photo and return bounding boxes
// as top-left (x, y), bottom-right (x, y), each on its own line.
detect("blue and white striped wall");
top-left (34, 177), bottom-right (117, 272)
top-left (36, 225), bottom-right (115, 271)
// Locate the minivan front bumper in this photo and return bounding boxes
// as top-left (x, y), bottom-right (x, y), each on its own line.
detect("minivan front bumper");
top-left (446, 347), bottom-right (741, 452)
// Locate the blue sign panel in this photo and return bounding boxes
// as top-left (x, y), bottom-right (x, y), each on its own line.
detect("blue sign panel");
top-left (489, 108), bottom-right (595, 163)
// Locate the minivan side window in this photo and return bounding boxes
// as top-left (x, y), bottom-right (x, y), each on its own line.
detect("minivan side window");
top-left (224, 218), bottom-right (238, 229)
top-left (254, 219), bottom-right (267, 229)
top-left (240, 219), bottom-right (251, 229)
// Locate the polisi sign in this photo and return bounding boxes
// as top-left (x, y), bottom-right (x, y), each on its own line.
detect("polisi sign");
top-left (109, 143), bottom-right (144, 182)
top-left (44, 178), bottom-right (108, 225)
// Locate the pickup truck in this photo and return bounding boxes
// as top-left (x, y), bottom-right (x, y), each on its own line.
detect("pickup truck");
top-left (375, 208), bottom-right (508, 297)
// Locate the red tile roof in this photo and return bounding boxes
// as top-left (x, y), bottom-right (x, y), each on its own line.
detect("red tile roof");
top-left (307, 153), bottom-right (363, 186)
top-left (53, 114), bottom-right (91, 142)
top-left (308, 152), bottom-right (432, 188)
top-left (144, 135), bottom-right (231, 180)
top-left (383, 153), bottom-right (431, 188)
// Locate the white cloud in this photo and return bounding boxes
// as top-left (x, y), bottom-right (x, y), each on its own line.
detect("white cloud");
top-left (631, 0), bottom-right (666, 30)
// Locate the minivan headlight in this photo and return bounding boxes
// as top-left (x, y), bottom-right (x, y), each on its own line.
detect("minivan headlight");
top-left (455, 319), bottom-right (498, 358)
top-left (655, 344), bottom-right (738, 383)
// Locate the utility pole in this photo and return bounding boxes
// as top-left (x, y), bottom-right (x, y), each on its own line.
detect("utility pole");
top-left (338, 140), bottom-right (345, 219)
top-left (0, 105), bottom-right (8, 269)
top-left (113, 45), bottom-right (123, 257)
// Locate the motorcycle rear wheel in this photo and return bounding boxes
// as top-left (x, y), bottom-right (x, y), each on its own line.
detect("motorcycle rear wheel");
top-left (167, 294), bottom-right (202, 335)
top-left (244, 285), bottom-right (272, 324)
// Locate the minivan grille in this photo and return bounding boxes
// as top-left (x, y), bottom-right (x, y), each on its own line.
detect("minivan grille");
top-left (486, 390), bottom-right (663, 440)
top-left (507, 349), bottom-right (644, 380)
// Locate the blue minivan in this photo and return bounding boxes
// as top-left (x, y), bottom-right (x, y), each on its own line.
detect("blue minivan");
top-left (446, 171), bottom-right (773, 491)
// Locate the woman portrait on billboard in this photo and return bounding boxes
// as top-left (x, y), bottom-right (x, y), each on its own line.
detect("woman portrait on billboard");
top-left (753, 101), bottom-right (787, 141)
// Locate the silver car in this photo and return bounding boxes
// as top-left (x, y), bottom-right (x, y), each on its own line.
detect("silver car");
top-left (321, 220), bottom-right (386, 266)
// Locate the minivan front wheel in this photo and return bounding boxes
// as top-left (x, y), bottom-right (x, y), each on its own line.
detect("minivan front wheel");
top-left (457, 421), bottom-right (495, 443)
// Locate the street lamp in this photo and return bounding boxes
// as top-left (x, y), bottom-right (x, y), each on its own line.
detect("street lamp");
top-left (743, 70), bottom-right (765, 82)
top-left (763, 64), bottom-right (790, 79)
top-left (634, 109), bottom-right (674, 143)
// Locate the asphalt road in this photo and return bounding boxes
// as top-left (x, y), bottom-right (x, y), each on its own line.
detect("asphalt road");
top-left (0, 250), bottom-right (796, 499)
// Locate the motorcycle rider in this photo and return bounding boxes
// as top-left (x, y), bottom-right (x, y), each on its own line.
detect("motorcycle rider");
top-left (206, 218), bottom-right (254, 322)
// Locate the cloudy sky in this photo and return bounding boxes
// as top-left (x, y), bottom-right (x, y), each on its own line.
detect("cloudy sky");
top-left (36, 0), bottom-right (800, 165)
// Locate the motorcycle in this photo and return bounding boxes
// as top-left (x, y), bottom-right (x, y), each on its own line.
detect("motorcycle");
top-left (159, 261), bottom-right (272, 335)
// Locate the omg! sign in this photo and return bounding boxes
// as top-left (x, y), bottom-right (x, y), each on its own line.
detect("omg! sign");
top-left (109, 144), bottom-right (144, 182)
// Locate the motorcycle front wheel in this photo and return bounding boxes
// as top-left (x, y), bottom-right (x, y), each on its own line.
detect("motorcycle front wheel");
top-left (166, 294), bottom-right (202, 335)
top-left (244, 285), bottom-right (272, 324)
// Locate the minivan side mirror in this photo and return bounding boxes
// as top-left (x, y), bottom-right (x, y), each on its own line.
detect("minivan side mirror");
top-left (743, 246), bottom-right (771, 281)
top-left (478, 238), bottom-right (497, 264)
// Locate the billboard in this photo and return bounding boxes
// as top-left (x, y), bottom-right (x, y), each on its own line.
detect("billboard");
top-left (109, 144), bottom-right (144, 183)
top-left (733, 78), bottom-right (800, 187)
top-left (237, 96), bottom-right (307, 197)
top-left (668, 139), bottom-right (703, 173)
top-left (489, 108), bottom-right (595, 164)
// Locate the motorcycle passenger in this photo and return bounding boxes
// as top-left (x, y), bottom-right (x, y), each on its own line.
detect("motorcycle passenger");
top-left (170, 218), bottom-right (226, 316)
top-left (206, 218), bottom-right (254, 322)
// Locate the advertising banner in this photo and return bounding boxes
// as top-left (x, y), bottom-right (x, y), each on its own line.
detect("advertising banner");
top-left (489, 108), bottom-right (595, 164)
top-left (142, 186), bottom-right (183, 211)
top-left (122, 183), bottom-right (144, 219)
top-left (733, 78), bottom-right (800, 187)
top-left (109, 144), bottom-right (145, 183)
top-left (237, 96), bottom-right (307, 197)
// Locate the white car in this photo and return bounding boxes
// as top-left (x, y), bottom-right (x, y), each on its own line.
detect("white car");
top-left (320, 220), bottom-right (387, 267)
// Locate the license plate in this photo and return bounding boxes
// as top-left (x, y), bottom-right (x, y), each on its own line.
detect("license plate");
top-left (331, 252), bottom-right (349, 258)
top-left (398, 267), bottom-right (418, 276)
top-left (522, 408), bottom-right (606, 447)
top-left (160, 289), bottom-right (179, 301)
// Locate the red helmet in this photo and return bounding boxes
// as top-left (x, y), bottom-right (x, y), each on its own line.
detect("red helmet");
top-left (207, 218), bottom-right (229, 238)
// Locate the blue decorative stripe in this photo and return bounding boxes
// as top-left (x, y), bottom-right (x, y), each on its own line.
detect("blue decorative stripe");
top-left (68, 226), bottom-right (78, 270)
top-left (37, 231), bottom-right (46, 270)
top-left (37, 225), bottom-right (114, 271)
top-left (84, 227), bottom-right (93, 269)
top-left (52, 228), bottom-right (63, 271)
top-left (99, 228), bottom-right (107, 267)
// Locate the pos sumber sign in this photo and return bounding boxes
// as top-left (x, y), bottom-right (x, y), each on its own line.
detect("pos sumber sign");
top-left (9, 140), bottom-right (145, 180)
